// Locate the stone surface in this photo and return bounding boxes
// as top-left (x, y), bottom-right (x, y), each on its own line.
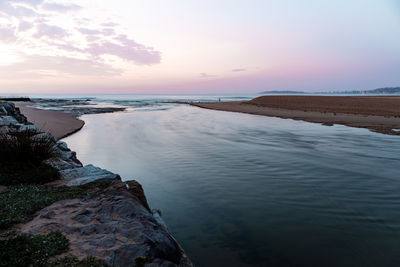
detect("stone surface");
top-left (43, 157), bottom-right (83, 171)
top-left (32, 132), bottom-right (58, 143)
top-left (0, 126), bottom-right (10, 134)
top-left (0, 115), bottom-right (18, 126)
top-left (21, 181), bottom-right (188, 267)
top-left (56, 141), bottom-right (69, 151)
top-left (0, 101), bottom-right (27, 123)
top-left (17, 124), bottom-right (39, 132)
top-left (60, 164), bottom-right (121, 186)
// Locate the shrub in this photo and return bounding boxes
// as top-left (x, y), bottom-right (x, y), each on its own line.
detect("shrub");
top-left (0, 129), bottom-right (59, 185)
top-left (0, 232), bottom-right (69, 267)
top-left (0, 162), bottom-right (60, 185)
top-left (0, 129), bottom-right (57, 164)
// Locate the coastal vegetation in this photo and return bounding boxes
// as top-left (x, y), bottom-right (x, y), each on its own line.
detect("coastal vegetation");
top-left (0, 232), bottom-right (69, 267)
top-left (0, 129), bottom-right (56, 163)
top-left (0, 232), bottom-right (110, 267)
top-left (0, 128), bottom-right (110, 266)
top-left (0, 185), bottom-right (85, 229)
top-left (0, 129), bottom-right (59, 185)
top-left (48, 255), bottom-right (109, 267)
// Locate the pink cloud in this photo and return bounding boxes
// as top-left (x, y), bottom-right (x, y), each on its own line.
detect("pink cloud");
top-left (0, 2), bottom-right (37, 18)
top-left (9, 0), bottom-right (44, 7)
top-left (18, 20), bottom-right (33, 31)
top-left (87, 40), bottom-right (161, 65)
top-left (200, 73), bottom-right (216, 78)
top-left (101, 28), bottom-right (115, 36)
top-left (34, 23), bottom-right (68, 38)
top-left (0, 26), bottom-right (17, 43)
top-left (78, 27), bottom-right (102, 35)
top-left (0, 54), bottom-right (121, 78)
top-left (0, 0), bottom-right (162, 77)
top-left (41, 2), bottom-right (81, 12)
top-left (101, 22), bottom-right (118, 27)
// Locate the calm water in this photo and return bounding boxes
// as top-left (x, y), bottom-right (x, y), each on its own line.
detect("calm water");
top-left (64, 99), bottom-right (400, 267)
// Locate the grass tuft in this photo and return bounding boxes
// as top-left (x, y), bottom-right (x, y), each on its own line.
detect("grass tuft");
top-left (0, 162), bottom-right (60, 185)
top-left (0, 129), bottom-right (57, 164)
top-left (0, 129), bottom-right (60, 185)
top-left (0, 185), bottom-right (86, 229)
top-left (0, 232), bottom-right (69, 267)
top-left (49, 255), bottom-right (110, 267)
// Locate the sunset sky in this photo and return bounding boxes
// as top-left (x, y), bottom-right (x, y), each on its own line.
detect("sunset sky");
top-left (0, 0), bottom-right (400, 94)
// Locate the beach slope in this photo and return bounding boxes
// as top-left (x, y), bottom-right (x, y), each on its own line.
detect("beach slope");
top-left (15, 102), bottom-right (84, 139)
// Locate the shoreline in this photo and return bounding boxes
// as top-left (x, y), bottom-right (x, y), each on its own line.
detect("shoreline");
top-left (1, 101), bottom-right (192, 266)
top-left (15, 102), bottom-right (85, 139)
top-left (186, 96), bottom-right (400, 135)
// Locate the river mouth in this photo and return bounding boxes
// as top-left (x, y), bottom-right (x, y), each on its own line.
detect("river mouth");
top-left (64, 100), bottom-right (400, 267)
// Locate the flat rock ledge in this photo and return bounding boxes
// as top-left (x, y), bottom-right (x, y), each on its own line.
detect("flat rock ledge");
top-left (0, 101), bottom-right (192, 267)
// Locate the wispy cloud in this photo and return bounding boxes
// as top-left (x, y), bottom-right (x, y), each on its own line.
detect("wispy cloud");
top-left (88, 40), bottom-right (161, 65)
top-left (34, 23), bottom-right (68, 38)
top-left (0, 54), bottom-right (121, 78)
top-left (41, 2), bottom-right (81, 12)
top-left (0, 0), bottom-right (161, 79)
top-left (0, 2), bottom-right (38, 17)
top-left (9, 0), bottom-right (44, 7)
top-left (200, 73), bottom-right (216, 78)
top-left (18, 20), bottom-right (34, 31)
top-left (232, 68), bottom-right (246, 72)
top-left (77, 27), bottom-right (103, 35)
top-left (0, 26), bottom-right (17, 43)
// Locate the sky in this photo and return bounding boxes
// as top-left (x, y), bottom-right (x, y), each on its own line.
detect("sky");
top-left (0, 0), bottom-right (399, 95)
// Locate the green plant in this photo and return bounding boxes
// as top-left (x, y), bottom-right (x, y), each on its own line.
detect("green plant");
top-left (0, 129), bottom-right (57, 164)
top-left (49, 255), bottom-right (110, 267)
top-left (0, 129), bottom-right (60, 185)
top-left (0, 185), bottom-right (85, 229)
top-left (0, 162), bottom-right (60, 185)
top-left (135, 256), bottom-right (148, 267)
top-left (0, 232), bottom-right (69, 267)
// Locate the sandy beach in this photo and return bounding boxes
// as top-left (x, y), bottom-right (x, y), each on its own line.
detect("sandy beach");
top-left (191, 96), bottom-right (400, 135)
top-left (15, 102), bottom-right (84, 139)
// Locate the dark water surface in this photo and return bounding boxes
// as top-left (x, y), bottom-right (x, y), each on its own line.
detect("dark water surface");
top-left (64, 102), bottom-right (400, 267)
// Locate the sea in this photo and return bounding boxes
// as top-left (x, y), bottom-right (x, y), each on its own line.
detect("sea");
top-left (28, 94), bottom-right (400, 266)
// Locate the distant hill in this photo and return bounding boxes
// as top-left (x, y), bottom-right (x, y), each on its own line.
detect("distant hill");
top-left (259, 87), bottom-right (400, 95)
top-left (340, 87), bottom-right (400, 94)
top-left (259, 90), bottom-right (305, 94)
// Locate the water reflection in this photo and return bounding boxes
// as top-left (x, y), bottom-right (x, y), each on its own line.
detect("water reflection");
top-left (64, 103), bottom-right (400, 267)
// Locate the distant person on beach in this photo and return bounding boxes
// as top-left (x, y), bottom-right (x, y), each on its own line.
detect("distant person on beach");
top-left (218, 98), bottom-right (221, 102)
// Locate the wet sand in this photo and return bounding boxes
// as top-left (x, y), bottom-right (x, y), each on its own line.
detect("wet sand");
top-left (190, 96), bottom-right (400, 135)
top-left (15, 102), bottom-right (84, 139)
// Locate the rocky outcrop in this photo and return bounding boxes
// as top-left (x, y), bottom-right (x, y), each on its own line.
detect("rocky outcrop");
top-left (0, 101), bottom-right (192, 267)
top-left (60, 165), bottom-right (121, 186)
top-left (0, 101), bottom-right (27, 123)
top-left (21, 180), bottom-right (188, 266)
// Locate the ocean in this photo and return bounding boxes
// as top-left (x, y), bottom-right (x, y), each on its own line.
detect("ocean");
top-left (58, 95), bottom-right (400, 266)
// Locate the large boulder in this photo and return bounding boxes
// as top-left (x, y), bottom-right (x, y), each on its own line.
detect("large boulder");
top-left (43, 157), bottom-right (83, 171)
top-left (0, 102), bottom-right (28, 123)
top-left (17, 124), bottom-right (39, 132)
top-left (60, 164), bottom-right (121, 186)
top-left (0, 116), bottom-right (18, 127)
top-left (20, 181), bottom-right (188, 267)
